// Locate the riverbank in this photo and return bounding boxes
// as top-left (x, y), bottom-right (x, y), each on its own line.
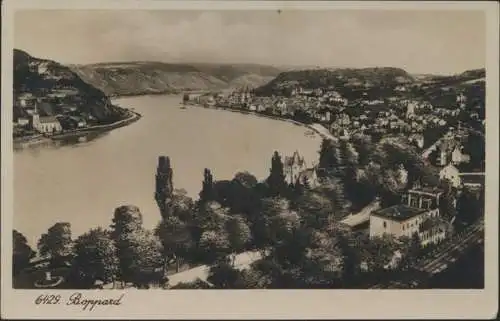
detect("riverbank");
top-left (50, 110), bottom-right (142, 141)
top-left (13, 134), bottom-right (53, 149)
top-left (186, 103), bottom-right (337, 141)
top-left (13, 109), bottom-right (141, 149)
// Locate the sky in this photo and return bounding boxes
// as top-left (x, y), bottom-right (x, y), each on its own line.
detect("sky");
top-left (14, 9), bottom-right (486, 75)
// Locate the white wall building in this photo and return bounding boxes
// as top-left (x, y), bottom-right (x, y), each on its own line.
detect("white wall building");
top-left (439, 164), bottom-right (461, 188)
top-left (370, 187), bottom-right (448, 246)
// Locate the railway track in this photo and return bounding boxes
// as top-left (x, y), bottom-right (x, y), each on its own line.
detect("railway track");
top-left (369, 220), bottom-right (484, 289)
top-left (416, 221), bottom-right (484, 274)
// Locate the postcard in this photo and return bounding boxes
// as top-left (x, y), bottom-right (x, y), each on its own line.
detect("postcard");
top-left (1, 0), bottom-right (499, 319)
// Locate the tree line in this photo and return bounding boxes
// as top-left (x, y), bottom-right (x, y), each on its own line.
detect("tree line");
top-left (13, 133), bottom-right (482, 289)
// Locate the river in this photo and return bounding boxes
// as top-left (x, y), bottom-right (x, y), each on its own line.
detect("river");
top-left (14, 95), bottom-right (323, 246)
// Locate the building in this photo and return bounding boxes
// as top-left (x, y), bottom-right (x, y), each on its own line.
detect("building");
top-left (406, 101), bottom-right (417, 119)
top-left (451, 146), bottom-right (471, 165)
top-left (408, 133), bottom-right (425, 149)
top-left (439, 163), bottom-right (461, 188)
top-left (338, 128), bottom-right (350, 141)
top-left (284, 151), bottom-right (307, 185)
top-left (297, 167), bottom-right (320, 188)
top-left (456, 93), bottom-right (467, 108)
top-left (16, 93), bottom-right (37, 108)
top-left (397, 164), bottom-right (409, 187)
top-left (402, 186), bottom-right (443, 210)
top-left (32, 114), bottom-right (62, 134)
top-left (370, 205), bottom-right (437, 240)
top-left (68, 116), bottom-right (87, 128)
top-left (276, 101), bottom-right (288, 115)
top-left (370, 187), bottom-right (447, 246)
top-left (17, 118), bottom-right (30, 126)
top-left (435, 139), bottom-right (455, 167)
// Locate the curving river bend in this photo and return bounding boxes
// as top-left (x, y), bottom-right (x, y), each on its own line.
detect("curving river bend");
top-left (14, 95), bottom-right (323, 246)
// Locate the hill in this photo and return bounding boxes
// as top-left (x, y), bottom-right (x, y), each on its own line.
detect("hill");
top-left (13, 49), bottom-right (120, 121)
top-left (415, 68), bottom-right (485, 115)
top-left (418, 68), bottom-right (485, 86)
top-left (254, 67), bottom-right (415, 97)
top-left (69, 62), bottom-right (284, 96)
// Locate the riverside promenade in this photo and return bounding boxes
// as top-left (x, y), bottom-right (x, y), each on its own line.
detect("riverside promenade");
top-left (188, 103), bottom-right (337, 141)
top-left (14, 109), bottom-right (141, 149)
top-left (50, 110), bottom-right (141, 140)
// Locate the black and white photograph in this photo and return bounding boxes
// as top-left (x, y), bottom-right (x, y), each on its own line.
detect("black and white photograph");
top-left (2, 0), bottom-right (498, 319)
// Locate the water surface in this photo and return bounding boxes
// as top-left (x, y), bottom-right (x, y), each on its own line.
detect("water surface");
top-left (14, 95), bottom-right (322, 245)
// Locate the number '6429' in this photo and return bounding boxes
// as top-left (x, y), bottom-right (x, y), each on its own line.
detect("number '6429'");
top-left (34, 294), bottom-right (61, 305)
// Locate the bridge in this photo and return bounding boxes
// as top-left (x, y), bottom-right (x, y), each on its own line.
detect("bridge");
top-left (370, 219), bottom-right (484, 289)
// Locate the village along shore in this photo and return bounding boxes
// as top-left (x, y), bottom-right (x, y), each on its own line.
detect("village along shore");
top-left (13, 108), bottom-right (142, 149)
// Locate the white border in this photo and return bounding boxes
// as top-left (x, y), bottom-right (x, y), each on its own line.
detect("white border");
top-left (2, 1), bottom-right (499, 319)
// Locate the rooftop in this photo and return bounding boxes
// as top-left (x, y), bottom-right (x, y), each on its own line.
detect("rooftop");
top-left (372, 205), bottom-right (427, 222)
top-left (39, 116), bottom-right (59, 124)
top-left (408, 186), bottom-right (444, 197)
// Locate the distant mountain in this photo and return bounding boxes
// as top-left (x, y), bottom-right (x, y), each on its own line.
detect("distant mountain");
top-left (416, 68), bottom-right (485, 86)
top-left (69, 61), bottom-right (284, 96)
top-left (13, 49), bottom-right (119, 121)
top-left (255, 67), bottom-right (415, 96)
top-left (415, 68), bottom-right (485, 110)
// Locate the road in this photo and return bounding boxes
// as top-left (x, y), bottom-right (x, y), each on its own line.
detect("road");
top-left (167, 251), bottom-right (263, 287)
top-left (309, 123), bottom-right (338, 141)
top-left (340, 200), bottom-right (381, 228)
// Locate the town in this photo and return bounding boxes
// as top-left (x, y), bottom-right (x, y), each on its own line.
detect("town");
top-left (14, 68), bottom-right (485, 290)
top-left (12, 50), bottom-right (135, 145)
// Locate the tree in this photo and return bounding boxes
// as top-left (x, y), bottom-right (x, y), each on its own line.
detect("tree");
top-left (198, 230), bottom-right (231, 264)
top-left (372, 138), bottom-right (438, 188)
top-left (196, 201), bottom-right (230, 232)
top-left (318, 138), bottom-right (338, 176)
top-left (316, 177), bottom-right (351, 219)
top-left (463, 132), bottom-right (485, 170)
top-left (207, 261), bottom-right (242, 288)
top-left (110, 205), bottom-right (143, 240)
top-left (358, 234), bottom-right (399, 272)
top-left (155, 216), bottom-right (194, 273)
top-left (301, 231), bottom-right (344, 287)
top-left (37, 222), bottom-right (73, 265)
top-left (296, 190), bottom-right (335, 229)
top-left (439, 182), bottom-right (457, 221)
top-left (225, 215), bottom-right (251, 265)
top-left (71, 228), bottom-right (119, 288)
top-left (351, 134), bottom-right (374, 165)
top-left (13, 230), bottom-right (36, 276)
top-left (127, 229), bottom-right (165, 288)
top-left (253, 227), bottom-right (345, 289)
top-left (266, 151), bottom-right (287, 197)
top-left (337, 233), bottom-right (360, 287)
top-left (154, 156), bottom-right (174, 219)
top-left (110, 205), bottom-right (145, 284)
top-left (170, 278), bottom-right (212, 289)
top-left (168, 189), bottom-right (195, 223)
top-left (199, 168), bottom-right (215, 203)
top-left (339, 140), bottom-right (359, 167)
top-left (400, 232), bottom-right (422, 270)
top-left (456, 190), bottom-right (481, 226)
top-left (254, 197), bottom-right (300, 248)
top-left (233, 171), bottom-right (258, 189)
top-left (216, 172), bottom-right (263, 225)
